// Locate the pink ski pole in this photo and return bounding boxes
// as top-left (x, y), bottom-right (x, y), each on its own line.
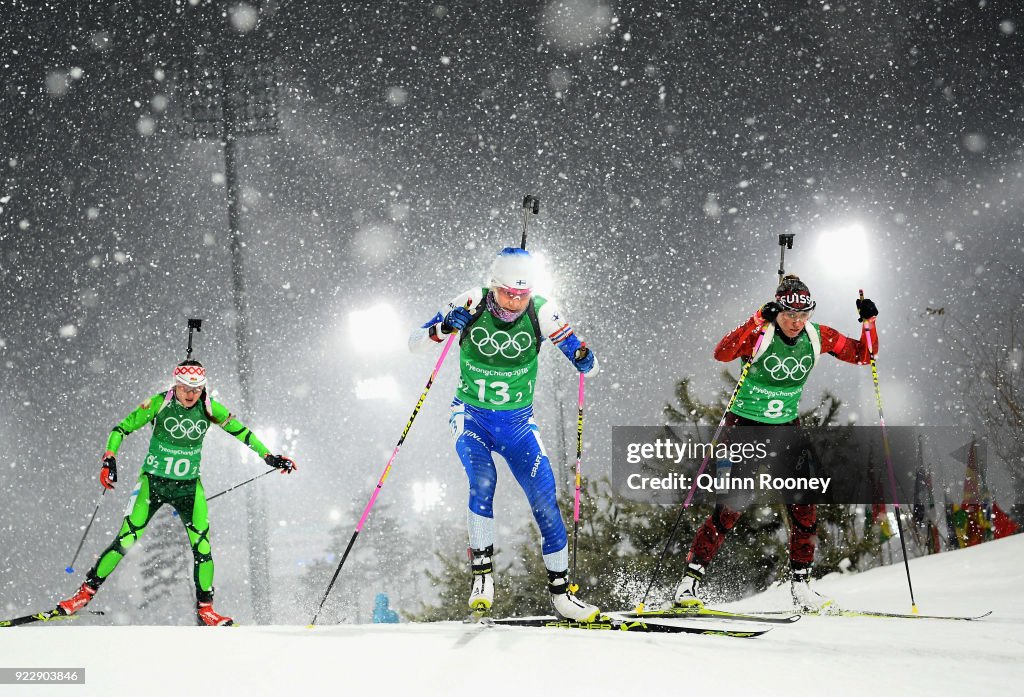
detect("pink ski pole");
top-left (310, 330), bottom-right (459, 625)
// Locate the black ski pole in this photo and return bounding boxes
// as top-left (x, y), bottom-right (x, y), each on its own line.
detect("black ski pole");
top-left (860, 288), bottom-right (919, 613)
top-left (637, 233), bottom-right (795, 611)
top-left (65, 490), bottom-right (106, 573)
top-left (521, 195), bottom-right (539, 250)
top-left (207, 468), bottom-right (278, 502)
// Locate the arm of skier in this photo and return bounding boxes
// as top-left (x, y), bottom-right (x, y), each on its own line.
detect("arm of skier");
top-left (408, 288), bottom-right (484, 353)
top-left (713, 309), bottom-right (769, 363)
top-left (99, 393), bottom-right (164, 489)
top-left (210, 401), bottom-right (296, 473)
top-left (537, 299), bottom-right (599, 376)
top-left (819, 298), bottom-right (879, 365)
top-left (104, 393), bottom-right (164, 457)
top-left (819, 321), bottom-right (878, 364)
top-left (210, 400), bottom-right (271, 460)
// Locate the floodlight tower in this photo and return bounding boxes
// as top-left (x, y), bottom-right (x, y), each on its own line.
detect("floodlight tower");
top-left (176, 27), bottom-right (279, 624)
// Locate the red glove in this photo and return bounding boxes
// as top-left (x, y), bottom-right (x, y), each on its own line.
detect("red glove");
top-left (100, 452), bottom-right (117, 490)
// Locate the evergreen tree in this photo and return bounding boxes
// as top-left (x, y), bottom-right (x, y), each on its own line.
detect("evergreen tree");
top-left (301, 505), bottom-right (457, 623)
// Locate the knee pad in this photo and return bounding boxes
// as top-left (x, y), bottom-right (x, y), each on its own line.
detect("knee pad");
top-left (192, 549), bottom-right (213, 565)
top-left (116, 518), bottom-right (145, 550)
top-left (190, 528), bottom-right (211, 556)
top-left (712, 505), bottom-right (742, 532)
top-left (789, 505), bottom-right (818, 533)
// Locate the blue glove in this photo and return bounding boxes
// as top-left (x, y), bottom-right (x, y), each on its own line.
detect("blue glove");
top-left (441, 306), bottom-right (472, 334)
top-left (573, 345), bottom-right (595, 373)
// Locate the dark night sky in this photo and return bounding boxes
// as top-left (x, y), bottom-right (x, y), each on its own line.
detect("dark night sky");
top-left (1, 0), bottom-right (1022, 620)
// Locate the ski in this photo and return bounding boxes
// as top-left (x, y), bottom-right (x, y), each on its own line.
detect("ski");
top-left (748, 608), bottom-right (992, 621)
top-left (480, 615), bottom-right (771, 638)
top-left (836, 608), bottom-right (992, 621)
top-left (0, 608), bottom-right (104, 628)
top-left (618, 606), bottom-right (801, 624)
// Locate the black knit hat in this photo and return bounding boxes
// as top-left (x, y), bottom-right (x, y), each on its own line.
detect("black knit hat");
top-left (775, 275), bottom-right (816, 312)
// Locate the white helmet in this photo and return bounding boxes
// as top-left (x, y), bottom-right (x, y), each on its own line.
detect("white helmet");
top-left (488, 247), bottom-right (534, 292)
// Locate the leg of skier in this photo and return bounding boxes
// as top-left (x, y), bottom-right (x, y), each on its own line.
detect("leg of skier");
top-left (172, 479), bottom-right (231, 626)
top-left (452, 402), bottom-right (498, 614)
top-left (674, 504), bottom-right (744, 608)
top-left (500, 415), bottom-right (600, 622)
top-left (59, 473), bottom-right (162, 615)
top-left (788, 503), bottom-right (838, 614)
top-left (674, 414), bottom-right (759, 608)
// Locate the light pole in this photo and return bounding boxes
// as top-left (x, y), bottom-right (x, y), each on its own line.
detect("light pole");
top-left (176, 40), bottom-right (279, 623)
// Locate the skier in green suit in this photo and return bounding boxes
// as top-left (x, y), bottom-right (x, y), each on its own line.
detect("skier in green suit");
top-left (57, 359), bottom-right (296, 625)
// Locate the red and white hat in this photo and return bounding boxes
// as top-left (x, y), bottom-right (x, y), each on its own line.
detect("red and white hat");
top-left (775, 275), bottom-right (816, 312)
top-left (173, 361), bottom-right (207, 388)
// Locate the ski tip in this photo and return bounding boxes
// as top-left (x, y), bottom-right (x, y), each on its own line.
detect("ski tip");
top-left (64, 566), bottom-right (74, 574)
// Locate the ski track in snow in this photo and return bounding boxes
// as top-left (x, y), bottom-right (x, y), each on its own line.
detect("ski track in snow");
top-left (3, 535), bottom-right (1022, 696)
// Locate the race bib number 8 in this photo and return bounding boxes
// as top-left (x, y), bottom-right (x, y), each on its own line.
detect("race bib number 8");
top-left (764, 399), bottom-right (785, 419)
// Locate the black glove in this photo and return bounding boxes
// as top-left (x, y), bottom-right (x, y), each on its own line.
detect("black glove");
top-left (265, 453), bottom-right (297, 474)
top-left (759, 301), bottom-right (783, 323)
top-left (100, 455), bottom-right (117, 490)
top-left (856, 298), bottom-right (878, 322)
top-left (440, 306), bottom-right (472, 334)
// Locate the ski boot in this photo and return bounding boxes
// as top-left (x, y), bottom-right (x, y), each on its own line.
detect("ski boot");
top-left (547, 570), bottom-right (601, 622)
top-left (57, 582), bottom-right (97, 616)
top-left (791, 567), bottom-right (839, 615)
top-left (468, 546), bottom-right (494, 617)
top-left (673, 563), bottom-right (705, 608)
top-left (196, 601), bottom-right (234, 626)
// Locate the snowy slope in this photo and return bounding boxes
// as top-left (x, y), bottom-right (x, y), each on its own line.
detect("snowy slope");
top-left (3, 536), bottom-right (1022, 697)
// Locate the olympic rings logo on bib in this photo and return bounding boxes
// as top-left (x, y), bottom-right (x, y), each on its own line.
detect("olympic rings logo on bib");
top-left (469, 326), bottom-right (533, 358)
top-left (761, 354), bottom-right (813, 381)
top-left (163, 416), bottom-right (209, 441)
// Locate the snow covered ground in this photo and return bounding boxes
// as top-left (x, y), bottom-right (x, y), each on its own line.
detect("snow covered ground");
top-left (3, 535), bottom-right (1021, 697)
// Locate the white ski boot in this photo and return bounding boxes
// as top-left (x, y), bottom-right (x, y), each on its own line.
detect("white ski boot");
top-left (468, 546), bottom-right (494, 614)
top-left (547, 571), bottom-right (601, 622)
top-left (791, 567), bottom-right (839, 615)
top-left (673, 563), bottom-right (705, 608)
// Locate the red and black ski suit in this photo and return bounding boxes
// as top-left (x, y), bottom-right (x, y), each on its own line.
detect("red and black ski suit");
top-left (686, 311), bottom-right (877, 570)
